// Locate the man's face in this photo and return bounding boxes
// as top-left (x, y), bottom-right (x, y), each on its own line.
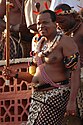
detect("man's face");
top-left (36, 13), bottom-right (56, 37)
top-left (56, 15), bottom-right (71, 31)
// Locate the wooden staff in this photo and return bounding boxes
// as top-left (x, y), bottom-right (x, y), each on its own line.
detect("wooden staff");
top-left (6, 0), bottom-right (10, 85)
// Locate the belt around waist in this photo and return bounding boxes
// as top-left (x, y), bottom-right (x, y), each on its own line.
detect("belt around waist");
top-left (33, 79), bottom-right (69, 91)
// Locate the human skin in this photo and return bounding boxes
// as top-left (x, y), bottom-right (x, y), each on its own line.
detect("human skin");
top-left (56, 14), bottom-right (83, 67)
top-left (2, 11), bottom-right (80, 116)
top-left (32, 12), bottom-right (80, 115)
top-left (0, 0), bottom-right (34, 59)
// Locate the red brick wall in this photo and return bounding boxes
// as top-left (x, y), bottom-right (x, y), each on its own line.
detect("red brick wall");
top-left (0, 64), bottom-right (32, 125)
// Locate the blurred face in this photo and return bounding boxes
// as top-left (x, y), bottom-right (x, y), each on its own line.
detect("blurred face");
top-left (36, 13), bottom-right (56, 38)
top-left (56, 15), bottom-right (72, 31)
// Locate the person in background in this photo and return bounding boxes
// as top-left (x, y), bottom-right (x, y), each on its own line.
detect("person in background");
top-left (0, 0), bottom-right (34, 60)
top-left (3, 9), bottom-right (80, 125)
top-left (55, 3), bottom-right (83, 123)
top-left (49, 0), bottom-right (83, 12)
top-left (24, 0), bottom-right (51, 33)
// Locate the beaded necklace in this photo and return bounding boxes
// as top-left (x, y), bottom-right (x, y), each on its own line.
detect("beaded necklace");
top-left (35, 33), bottom-right (62, 87)
top-left (36, 33), bottom-right (62, 57)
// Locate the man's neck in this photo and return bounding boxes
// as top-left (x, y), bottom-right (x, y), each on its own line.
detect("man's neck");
top-left (64, 20), bottom-right (81, 36)
top-left (47, 31), bottom-right (57, 42)
top-left (64, 20), bottom-right (76, 32)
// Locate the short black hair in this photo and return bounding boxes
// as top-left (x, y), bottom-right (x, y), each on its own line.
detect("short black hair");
top-left (39, 10), bottom-right (56, 22)
top-left (55, 3), bottom-right (72, 11)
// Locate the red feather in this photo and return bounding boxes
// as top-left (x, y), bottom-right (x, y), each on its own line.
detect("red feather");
top-left (44, 2), bottom-right (49, 10)
top-left (33, 10), bottom-right (39, 15)
top-left (55, 9), bottom-right (63, 14)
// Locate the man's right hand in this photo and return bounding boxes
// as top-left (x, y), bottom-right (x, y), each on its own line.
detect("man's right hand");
top-left (2, 66), bottom-right (17, 79)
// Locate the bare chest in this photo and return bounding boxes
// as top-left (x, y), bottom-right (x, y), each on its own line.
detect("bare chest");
top-left (38, 34), bottom-right (63, 64)
top-left (44, 47), bottom-right (63, 64)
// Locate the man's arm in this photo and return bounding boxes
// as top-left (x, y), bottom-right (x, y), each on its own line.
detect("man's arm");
top-left (16, 72), bottom-right (33, 83)
top-left (66, 57), bottom-right (80, 114)
top-left (62, 35), bottom-right (80, 114)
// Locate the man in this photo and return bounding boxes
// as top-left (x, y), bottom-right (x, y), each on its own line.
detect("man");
top-left (55, 3), bottom-right (83, 122)
top-left (25, 0), bottom-right (51, 30)
top-left (0, 0), bottom-right (34, 60)
top-left (3, 10), bottom-right (80, 125)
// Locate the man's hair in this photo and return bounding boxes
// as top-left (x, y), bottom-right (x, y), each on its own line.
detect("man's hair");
top-left (55, 4), bottom-right (72, 11)
top-left (55, 4), bottom-right (82, 21)
top-left (55, 4), bottom-right (77, 15)
top-left (39, 10), bottom-right (56, 22)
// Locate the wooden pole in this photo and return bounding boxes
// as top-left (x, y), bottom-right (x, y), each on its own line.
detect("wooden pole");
top-left (6, 0), bottom-right (10, 85)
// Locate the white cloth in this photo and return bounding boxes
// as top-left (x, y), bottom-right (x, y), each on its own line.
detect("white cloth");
top-left (49, 0), bottom-right (83, 12)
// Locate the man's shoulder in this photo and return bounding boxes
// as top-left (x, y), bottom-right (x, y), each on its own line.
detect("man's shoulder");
top-left (76, 22), bottom-right (83, 36)
top-left (60, 34), bottom-right (76, 48)
top-left (61, 34), bottom-right (73, 42)
top-left (80, 22), bottom-right (83, 29)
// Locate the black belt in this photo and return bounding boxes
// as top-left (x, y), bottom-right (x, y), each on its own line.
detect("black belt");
top-left (33, 79), bottom-right (69, 90)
